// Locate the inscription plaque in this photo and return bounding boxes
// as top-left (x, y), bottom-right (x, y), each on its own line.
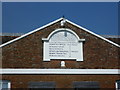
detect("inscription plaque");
top-left (42, 28), bottom-right (85, 61)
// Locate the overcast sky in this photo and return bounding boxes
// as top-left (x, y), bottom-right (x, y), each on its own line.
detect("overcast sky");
top-left (2, 2), bottom-right (119, 35)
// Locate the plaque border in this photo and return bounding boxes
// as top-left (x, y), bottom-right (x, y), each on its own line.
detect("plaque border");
top-left (42, 28), bottom-right (85, 61)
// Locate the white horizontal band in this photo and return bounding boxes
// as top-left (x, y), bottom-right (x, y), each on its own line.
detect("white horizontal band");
top-left (0, 69), bottom-right (119, 75)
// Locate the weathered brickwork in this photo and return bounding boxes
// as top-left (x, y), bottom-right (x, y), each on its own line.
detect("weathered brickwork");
top-left (2, 20), bottom-right (120, 69)
top-left (2, 75), bottom-right (119, 88)
top-left (1, 19), bottom-right (120, 89)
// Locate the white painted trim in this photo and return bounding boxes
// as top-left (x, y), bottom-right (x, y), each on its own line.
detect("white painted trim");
top-left (0, 69), bottom-right (119, 75)
top-left (66, 19), bottom-right (120, 48)
top-left (0, 18), bottom-right (63, 47)
top-left (8, 82), bottom-right (11, 89)
top-left (115, 82), bottom-right (118, 90)
top-left (42, 28), bottom-right (85, 61)
top-left (42, 28), bottom-right (84, 41)
top-left (0, 80), bottom-right (11, 89)
top-left (116, 80), bottom-right (120, 90)
top-left (0, 18), bottom-right (120, 48)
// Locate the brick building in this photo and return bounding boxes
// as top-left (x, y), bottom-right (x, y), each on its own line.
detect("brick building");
top-left (0, 18), bottom-right (120, 89)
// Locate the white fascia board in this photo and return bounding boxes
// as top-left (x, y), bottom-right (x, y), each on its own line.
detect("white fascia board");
top-left (0, 69), bottom-right (119, 75)
top-left (0, 17), bottom-right (120, 48)
top-left (66, 19), bottom-right (120, 48)
top-left (0, 18), bottom-right (63, 48)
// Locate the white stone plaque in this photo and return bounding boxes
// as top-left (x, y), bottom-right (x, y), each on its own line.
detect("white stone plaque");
top-left (42, 28), bottom-right (85, 61)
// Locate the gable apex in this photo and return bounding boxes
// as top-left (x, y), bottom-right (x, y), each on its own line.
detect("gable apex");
top-left (0, 17), bottom-right (120, 48)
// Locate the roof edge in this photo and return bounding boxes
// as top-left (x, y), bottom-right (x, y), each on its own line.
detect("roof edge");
top-left (0, 17), bottom-right (120, 48)
top-left (66, 19), bottom-right (120, 48)
top-left (0, 18), bottom-right (63, 48)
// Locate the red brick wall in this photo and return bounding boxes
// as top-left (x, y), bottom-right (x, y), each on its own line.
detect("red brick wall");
top-left (1, 36), bottom-right (19, 44)
top-left (2, 75), bottom-right (119, 88)
top-left (107, 38), bottom-right (120, 45)
top-left (2, 21), bottom-right (120, 69)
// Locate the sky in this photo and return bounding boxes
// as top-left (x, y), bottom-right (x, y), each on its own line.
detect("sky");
top-left (2, 2), bottom-right (119, 35)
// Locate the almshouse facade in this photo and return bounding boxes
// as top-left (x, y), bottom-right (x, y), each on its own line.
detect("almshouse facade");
top-left (0, 18), bottom-right (120, 89)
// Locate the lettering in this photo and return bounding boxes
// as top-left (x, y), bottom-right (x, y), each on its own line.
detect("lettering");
top-left (49, 42), bottom-right (79, 57)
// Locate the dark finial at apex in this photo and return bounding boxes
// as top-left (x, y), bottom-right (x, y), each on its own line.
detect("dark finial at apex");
top-left (62, 15), bottom-right (65, 18)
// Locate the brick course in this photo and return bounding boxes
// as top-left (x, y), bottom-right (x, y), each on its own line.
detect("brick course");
top-left (2, 75), bottom-right (119, 88)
